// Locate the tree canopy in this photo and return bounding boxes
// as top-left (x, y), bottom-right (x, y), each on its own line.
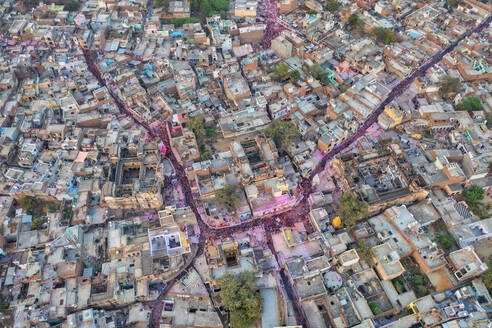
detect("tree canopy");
top-left (18, 195), bottom-right (45, 219)
top-left (348, 14), bottom-right (364, 34)
top-left (357, 240), bottom-right (372, 261)
top-left (171, 17), bottom-right (200, 27)
top-left (18, 196), bottom-right (39, 212)
top-left (32, 217), bottom-right (45, 230)
top-left (337, 192), bottom-right (368, 228)
top-left (456, 96), bottom-right (483, 112)
top-left (463, 185), bottom-right (485, 203)
top-left (63, 0), bottom-right (80, 11)
top-left (218, 272), bottom-right (263, 328)
top-left (438, 234), bottom-right (455, 250)
top-left (155, 0), bottom-right (168, 7)
top-left (24, 0), bottom-right (39, 9)
top-left (326, 0), bottom-right (339, 12)
top-left (308, 63), bottom-right (336, 86)
top-left (0, 296), bottom-right (8, 310)
top-left (192, 0), bottom-right (229, 17)
top-left (214, 184), bottom-right (241, 213)
top-left (439, 75), bottom-right (461, 99)
top-left (212, 0), bottom-right (229, 11)
top-left (264, 119), bottom-right (299, 151)
top-left (405, 267), bottom-right (433, 297)
top-left (200, 151), bottom-right (212, 161)
top-left (188, 116), bottom-right (207, 142)
top-left (371, 27), bottom-right (397, 44)
top-left (289, 70), bottom-right (300, 83)
top-left (348, 13), bottom-right (362, 26)
top-left (462, 185), bottom-right (485, 217)
top-left (62, 205), bottom-right (73, 221)
top-left (90, 50), bottom-right (98, 60)
top-left (274, 62), bottom-right (290, 81)
top-left (446, 0), bottom-right (460, 7)
top-left (200, 0), bottom-right (213, 16)
top-left (369, 301), bottom-right (382, 315)
top-left (482, 261), bottom-right (492, 293)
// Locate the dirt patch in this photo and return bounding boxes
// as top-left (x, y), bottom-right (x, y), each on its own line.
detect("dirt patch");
top-left (473, 238), bottom-right (492, 262)
top-left (0, 309), bottom-right (14, 328)
top-left (427, 269), bottom-right (454, 292)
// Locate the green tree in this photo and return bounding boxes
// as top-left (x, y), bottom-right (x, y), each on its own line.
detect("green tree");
top-left (155, 0), bottom-right (169, 7)
top-left (308, 9), bottom-right (318, 15)
top-left (372, 27), bottom-right (397, 44)
top-left (415, 285), bottom-right (428, 296)
top-left (462, 185), bottom-right (485, 216)
top-left (214, 184), bottom-right (241, 213)
top-left (264, 120), bottom-right (299, 151)
top-left (63, 205), bottom-right (73, 221)
top-left (200, 151), bottom-right (212, 161)
top-left (348, 13), bottom-right (361, 26)
top-left (482, 261), bottom-right (492, 292)
top-left (32, 217), bottom-right (45, 230)
top-left (357, 240), bottom-right (372, 261)
top-left (308, 63), bottom-right (334, 86)
top-left (413, 274), bottom-right (424, 286)
top-left (433, 220), bottom-right (447, 232)
top-left (456, 96), bottom-right (483, 112)
top-left (368, 301), bottom-right (382, 315)
top-left (405, 269), bottom-right (432, 297)
top-left (439, 75), bottom-right (461, 99)
top-left (18, 196), bottom-right (39, 212)
top-left (348, 14), bottom-right (364, 34)
top-left (339, 83), bottom-right (351, 92)
top-left (48, 202), bottom-right (60, 213)
top-left (447, 0), bottom-right (460, 7)
top-left (274, 62), bottom-right (290, 81)
top-left (463, 185), bottom-right (485, 203)
top-left (0, 296), bottom-right (9, 310)
top-left (63, 0), bottom-right (80, 11)
top-left (337, 192), bottom-right (369, 228)
top-left (438, 234), bottom-right (455, 250)
top-left (326, 0), bottom-right (339, 12)
top-left (218, 272), bottom-right (263, 328)
top-left (25, 0), bottom-right (40, 9)
top-left (200, 0), bottom-right (213, 16)
top-left (90, 50), bottom-right (98, 60)
top-left (205, 127), bottom-right (215, 138)
top-left (289, 70), bottom-right (300, 83)
top-left (188, 117), bottom-right (207, 142)
top-left (486, 114), bottom-right (492, 129)
top-left (392, 277), bottom-right (405, 294)
top-left (190, 0), bottom-right (199, 9)
top-left (212, 0), bottom-right (229, 11)
top-left (309, 63), bottom-right (323, 78)
top-left (171, 17), bottom-right (200, 27)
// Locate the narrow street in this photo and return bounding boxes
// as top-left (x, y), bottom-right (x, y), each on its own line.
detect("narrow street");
top-left (267, 233), bottom-right (308, 327)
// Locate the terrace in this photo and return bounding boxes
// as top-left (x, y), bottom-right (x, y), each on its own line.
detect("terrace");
top-left (359, 155), bottom-right (409, 200)
top-left (324, 288), bottom-right (361, 327)
top-left (351, 269), bottom-right (393, 315)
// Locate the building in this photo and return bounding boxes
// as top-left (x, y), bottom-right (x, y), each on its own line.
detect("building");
top-left (168, 0), bottom-right (190, 18)
top-left (449, 246), bottom-right (488, 281)
top-left (371, 242), bottom-right (405, 280)
top-left (234, 0), bottom-right (257, 16)
top-left (271, 35), bottom-right (293, 59)
top-left (279, 0), bottom-right (297, 13)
